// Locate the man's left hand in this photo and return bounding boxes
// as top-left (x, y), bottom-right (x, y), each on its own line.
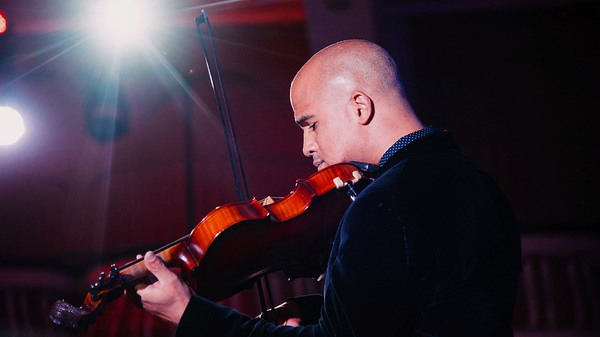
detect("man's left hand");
top-left (134, 251), bottom-right (193, 325)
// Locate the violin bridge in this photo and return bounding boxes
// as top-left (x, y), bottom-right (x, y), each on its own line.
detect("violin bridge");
top-left (260, 196), bottom-right (276, 206)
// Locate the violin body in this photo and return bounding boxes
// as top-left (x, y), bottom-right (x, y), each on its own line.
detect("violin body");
top-left (186, 162), bottom-right (363, 301)
top-left (50, 163), bottom-right (366, 330)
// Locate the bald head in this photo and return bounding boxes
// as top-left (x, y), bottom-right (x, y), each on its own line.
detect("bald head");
top-left (292, 40), bottom-right (406, 105)
top-left (291, 40), bottom-right (424, 168)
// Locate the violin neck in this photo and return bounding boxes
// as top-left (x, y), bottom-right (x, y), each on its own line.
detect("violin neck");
top-left (118, 235), bottom-right (195, 284)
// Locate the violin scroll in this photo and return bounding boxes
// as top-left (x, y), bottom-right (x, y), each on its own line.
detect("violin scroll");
top-left (49, 300), bottom-right (88, 329)
top-left (49, 265), bottom-right (124, 331)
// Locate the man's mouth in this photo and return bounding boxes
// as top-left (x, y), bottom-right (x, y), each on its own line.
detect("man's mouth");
top-left (313, 160), bottom-right (325, 170)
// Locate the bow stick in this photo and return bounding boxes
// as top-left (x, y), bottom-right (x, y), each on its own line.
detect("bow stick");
top-left (194, 10), bottom-right (277, 323)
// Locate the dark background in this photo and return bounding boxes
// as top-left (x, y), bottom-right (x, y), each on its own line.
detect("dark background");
top-left (403, 2), bottom-right (599, 232)
top-left (0, 0), bottom-right (598, 336)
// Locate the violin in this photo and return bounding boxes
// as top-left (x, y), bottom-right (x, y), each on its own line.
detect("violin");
top-left (49, 163), bottom-right (366, 331)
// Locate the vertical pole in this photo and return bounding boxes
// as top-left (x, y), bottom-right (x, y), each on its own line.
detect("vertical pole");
top-left (183, 88), bottom-right (195, 232)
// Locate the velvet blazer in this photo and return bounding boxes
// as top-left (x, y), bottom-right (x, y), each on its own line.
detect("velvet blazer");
top-left (176, 131), bottom-right (522, 337)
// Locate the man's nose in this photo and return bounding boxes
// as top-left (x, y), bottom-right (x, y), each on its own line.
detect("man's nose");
top-left (302, 132), bottom-right (317, 157)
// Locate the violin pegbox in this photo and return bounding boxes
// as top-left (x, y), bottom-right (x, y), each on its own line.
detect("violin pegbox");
top-left (49, 264), bottom-right (124, 331)
top-left (89, 265), bottom-right (119, 302)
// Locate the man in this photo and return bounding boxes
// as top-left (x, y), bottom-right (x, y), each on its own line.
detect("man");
top-left (135, 39), bottom-right (522, 336)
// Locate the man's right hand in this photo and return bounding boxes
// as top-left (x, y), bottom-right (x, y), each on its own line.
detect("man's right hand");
top-left (258, 301), bottom-right (303, 326)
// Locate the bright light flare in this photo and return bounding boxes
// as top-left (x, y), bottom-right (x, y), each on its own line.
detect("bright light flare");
top-left (90, 0), bottom-right (152, 44)
top-left (0, 106), bottom-right (25, 145)
top-left (0, 10), bottom-right (7, 35)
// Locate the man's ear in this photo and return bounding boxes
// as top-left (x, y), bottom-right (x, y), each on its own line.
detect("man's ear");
top-left (350, 91), bottom-right (374, 125)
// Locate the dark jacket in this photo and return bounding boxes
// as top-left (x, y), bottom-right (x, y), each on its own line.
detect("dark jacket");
top-left (176, 131), bottom-right (522, 337)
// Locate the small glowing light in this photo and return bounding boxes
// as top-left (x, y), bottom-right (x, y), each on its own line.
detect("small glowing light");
top-left (0, 10), bottom-right (7, 35)
top-left (0, 106), bottom-right (25, 145)
top-left (90, 0), bottom-right (151, 43)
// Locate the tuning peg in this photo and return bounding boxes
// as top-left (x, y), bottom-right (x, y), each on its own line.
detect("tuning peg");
top-left (97, 272), bottom-right (105, 285)
top-left (109, 265), bottom-right (118, 277)
top-left (89, 272), bottom-right (105, 302)
top-left (107, 265), bottom-right (119, 287)
top-left (89, 283), bottom-right (100, 302)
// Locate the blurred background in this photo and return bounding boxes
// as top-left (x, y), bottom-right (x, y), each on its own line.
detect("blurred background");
top-left (0, 0), bottom-right (598, 336)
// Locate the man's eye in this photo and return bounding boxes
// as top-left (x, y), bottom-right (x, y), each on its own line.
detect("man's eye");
top-left (309, 122), bottom-right (316, 130)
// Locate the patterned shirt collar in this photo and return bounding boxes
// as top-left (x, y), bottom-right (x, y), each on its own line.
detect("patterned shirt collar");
top-left (378, 125), bottom-right (437, 167)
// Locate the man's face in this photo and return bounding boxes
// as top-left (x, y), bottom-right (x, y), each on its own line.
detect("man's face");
top-left (291, 76), bottom-right (354, 170)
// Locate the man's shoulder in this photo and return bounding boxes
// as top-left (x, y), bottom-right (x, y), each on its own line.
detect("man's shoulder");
top-left (375, 136), bottom-right (474, 186)
top-left (379, 130), bottom-right (460, 172)
top-left (359, 131), bottom-right (494, 209)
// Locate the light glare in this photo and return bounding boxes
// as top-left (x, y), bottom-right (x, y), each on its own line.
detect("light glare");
top-left (91, 0), bottom-right (150, 43)
top-left (0, 106), bottom-right (25, 145)
top-left (0, 10), bottom-right (7, 35)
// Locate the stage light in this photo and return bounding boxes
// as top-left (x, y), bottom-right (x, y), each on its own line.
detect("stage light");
top-left (0, 106), bottom-right (25, 145)
top-left (0, 10), bottom-right (7, 36)
top-left (89, 0), bottom-right (152, 44)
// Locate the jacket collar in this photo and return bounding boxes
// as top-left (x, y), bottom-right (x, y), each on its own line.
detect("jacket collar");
top-left (378, 130), bottom-right (459, 176)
